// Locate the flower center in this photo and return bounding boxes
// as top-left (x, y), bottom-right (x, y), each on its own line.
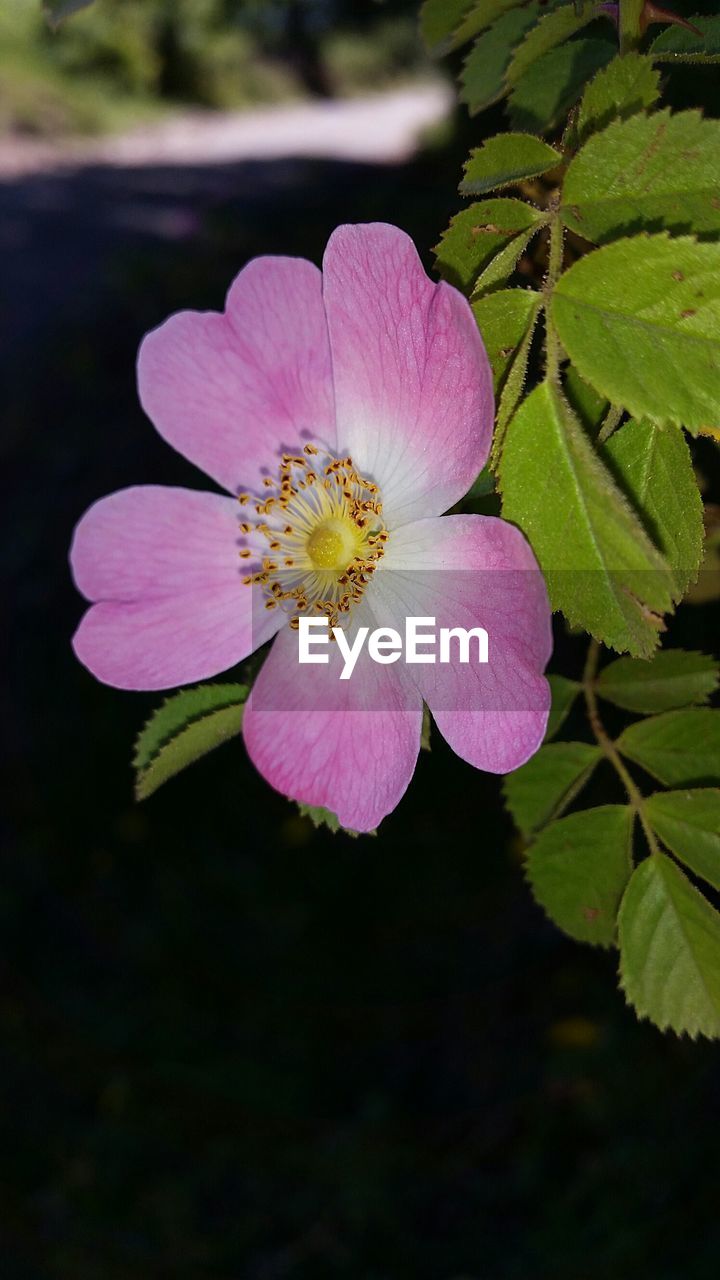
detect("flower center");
top-left (239, 444), bottom-right (388, 629)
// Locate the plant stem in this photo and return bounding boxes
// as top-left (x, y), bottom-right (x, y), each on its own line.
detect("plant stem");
top-left (582, 638), bottom-right (661, 856)
top-left (618, 0), bottom-right (645, 52)
top-left (544, 211), bottom-right (565, 380)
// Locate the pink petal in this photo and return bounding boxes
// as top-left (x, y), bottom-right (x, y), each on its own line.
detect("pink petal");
top-left (137, 257), bottom-right (336, 495)
top-left (242, 617), bottom-right (422, 832)
top-left (70, 485), bottom-right (281, 690)
top-left (322, 223), bottom-right (493, 528)
top-left (374, 514), bottom-right (552, 772)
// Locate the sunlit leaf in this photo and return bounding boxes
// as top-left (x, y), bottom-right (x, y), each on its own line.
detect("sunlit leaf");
top-left (551, 234), bottom-right (720, 433)
top-left (471, 287), bottom-right (541, 391)
top-left (619, 853), bottom-right (720, 1038)
top-left (434, 200), bottom-right (544, 294)
top-left (602, 418), bottom-right (704, 598)
top-left (575, 52), bottom-right (660, 144)
top-left (617, 709), bottom-right (720, 785)
top-left (526, 805), bottom-right (634, 946)
top-left (596, 650), bottom-right (718, 712)
top-left (499, 382), bottom-right (675, 656)
top-left (646, 789), bottom-right (720, 891)
top-left (562, 110), bottom-right (720, 244)
top-left (460, 134), bottom-right (562, 196)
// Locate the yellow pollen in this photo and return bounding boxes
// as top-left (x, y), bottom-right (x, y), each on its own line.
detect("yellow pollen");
top-left (306, 519), bottom-right (356, 571)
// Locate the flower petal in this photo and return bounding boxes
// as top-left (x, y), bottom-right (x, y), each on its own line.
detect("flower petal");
top-left (137, 257), bottom-right (336, 495)
top-left (374, 514), bottom-right (552, 772)
top-left (242, 617), bottom-right (422, 832)
top-left (70, 485), bottom-right (281, 689)
top-left (322, 223), bottom-right (493, 528)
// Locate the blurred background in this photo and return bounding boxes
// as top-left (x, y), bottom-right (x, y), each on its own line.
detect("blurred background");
top-left (3, 1), bottom-right (720, 1276)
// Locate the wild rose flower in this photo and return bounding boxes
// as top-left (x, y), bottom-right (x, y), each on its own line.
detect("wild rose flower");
top-left (70, 223), bottom-right (551, 831)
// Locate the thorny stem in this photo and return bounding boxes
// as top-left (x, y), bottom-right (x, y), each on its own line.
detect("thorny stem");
top-left (596, 403), bottom-right (624, 445)
top-left (582, 638), bottom-right (661, 856)
top-left (543, 208), bottom-right (565, 381)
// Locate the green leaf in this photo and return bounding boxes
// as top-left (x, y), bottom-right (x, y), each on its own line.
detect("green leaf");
top-left (297, 803), bottom-right (367, 837)
top-left (617, 709), bottom-right (720, 786)
top-left (551, 234), bottom-right (720, 434)
top-left (575, 52), bottom-right (661, 144)
top-left (602, 418), bottom-right (703, 600)
top-left (646, 790), bottom-right (720, 891)
top-left (507, 3), bottom-right (602, 86)
top-left (492, 293), bottom-right (543, 451)
top-left (526, 805), bottom-right (634, 946)
top-left (460, 7), bottom-right (547, 115)
top-left (596, 650), bottom-right (718, 713)
top-left (420, 0), bottom-right (476, 55)
top-left (450, 0), bottom-right (528, 51)
top-left (562, 110), bottom-right (720, 245)
top-left (564, 364), bottom-right (608, 431)
top-left (619, 852), bottom-right (720, 1038)
top-left (434, 200), bottom-right (545, 295)
top-left (460, 134), bottom-right (562, 196)
top-left (545, 674), bottom-right (581, 740)
top-left (508, 38), bottom-right (615, 133)
top-left (499, 382), bottom-right (675, 656)
top-left (134, 683), bottom-right (248, 800)
top-left (43, 0), bottom-right (94, 27)
top-left (505, 741), bottom-right (602, 837)
top-left (471, 288), bottom-right (541, 391)
top-left (650, 14), bottom-right (720, 64)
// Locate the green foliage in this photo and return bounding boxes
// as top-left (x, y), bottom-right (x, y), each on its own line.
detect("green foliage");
top-left (526, 805), bottom-right (634, 946)
top-left (575, 52), bottom-right (660, 143)
top-left (506, 4), bottom-right (600, 86)
top-left (471, 288), bottom-right (541, 393)
top-left (500, 381), bottom-right (675, 656)
top-left (650, 14), bottom-right (720, 63)
top-left (434, 200), bottom-right (545, 295)
top-left (134, 684), bottom-right (248, 800)
top-left (460, 6), bottom-right (541, 115)
top-left (596, 651), bottom-right (719, 713)
top-left (504, 741), bottom-right (601, 836)
top-left (551, 235), bottom-right (720, 433)
top-left (459, 134), bottom-right (562, 196)
top-left (420, 0), bottom-right (477, 56)
top-left (602, 419), bottom-right (703, 599)
top-left (619, 853), bottom-right (720, 1038)
top-left (645, 790), bottom-right (720, 891)
top-left (562, 110), bottom-right (720, 244)
top-left (617, 709), bottom-right (720, 786)
top-left (43, 0), bottom-right (94, 28)
top-left (544, 675), bottom-right (581, 740)
top-left (507, 37), bottom-right (615, 133)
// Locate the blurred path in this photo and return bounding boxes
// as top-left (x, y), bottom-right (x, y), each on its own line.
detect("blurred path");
top-left (0, 83), bottom-right (451, 180)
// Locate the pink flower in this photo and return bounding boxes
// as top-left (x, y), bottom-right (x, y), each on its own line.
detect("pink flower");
top-left (70, 223), bottom-right (551, 831)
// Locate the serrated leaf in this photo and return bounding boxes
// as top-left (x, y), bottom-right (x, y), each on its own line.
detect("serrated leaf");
top-left (505, 741), bottom-right (602, 836)
top-left (44, 0), bottom-right (94, 27)
top-left (551, 234), bottom-right (720, 433)
top-left (508, 38), bottom-right (615, 133)
top-left (450, 0), bottom-right (528, 50)
top-left (545, 674), bottom-right (581, 740)
top-left (646, 790), bottom-right (720, 891)
top-left (472, 287), bottom-right (541, 390)
top-left (650, 14), bottom-right (720, 63)
top-left (434, 200), bottom-right (545, 295)
top-left (575, 52), bottom-right (661, 144)
top-left (564, 364), bottom-right (608, 431)
top-left (298, 803), bottom-right (341, 832)
top-left (602, 418), bottom-right (704, 598)
top-left (499, 381), bottom-right (675, 656)
top-left (134, 683), bottom-right (248, 799)
top-left (492, 293), bottom-right (543, 450)
top-left (617, 709), bottom-right (720, 786)
top-left (526, 805), bottom-right (634, 946)
top-left (619, 853), bottom-right (720, 1038)
top-left (460, 7), bottom-right (547, 115)
top-left (507, 3), bottom-right (601, 86)
top-left (596, 650), bottom-right (718, 713)
top-left (460, 134), bottom-right (562, 196)
top-left (687, 525), bottom-right (720, 604)
top-left (562, 110), bottom-right (720, 245)
top-left (420, 0), bottom-right (476, 55)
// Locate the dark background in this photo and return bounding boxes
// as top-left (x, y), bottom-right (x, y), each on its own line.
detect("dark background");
top-left (3, 2), bottom-right (720, 1276)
